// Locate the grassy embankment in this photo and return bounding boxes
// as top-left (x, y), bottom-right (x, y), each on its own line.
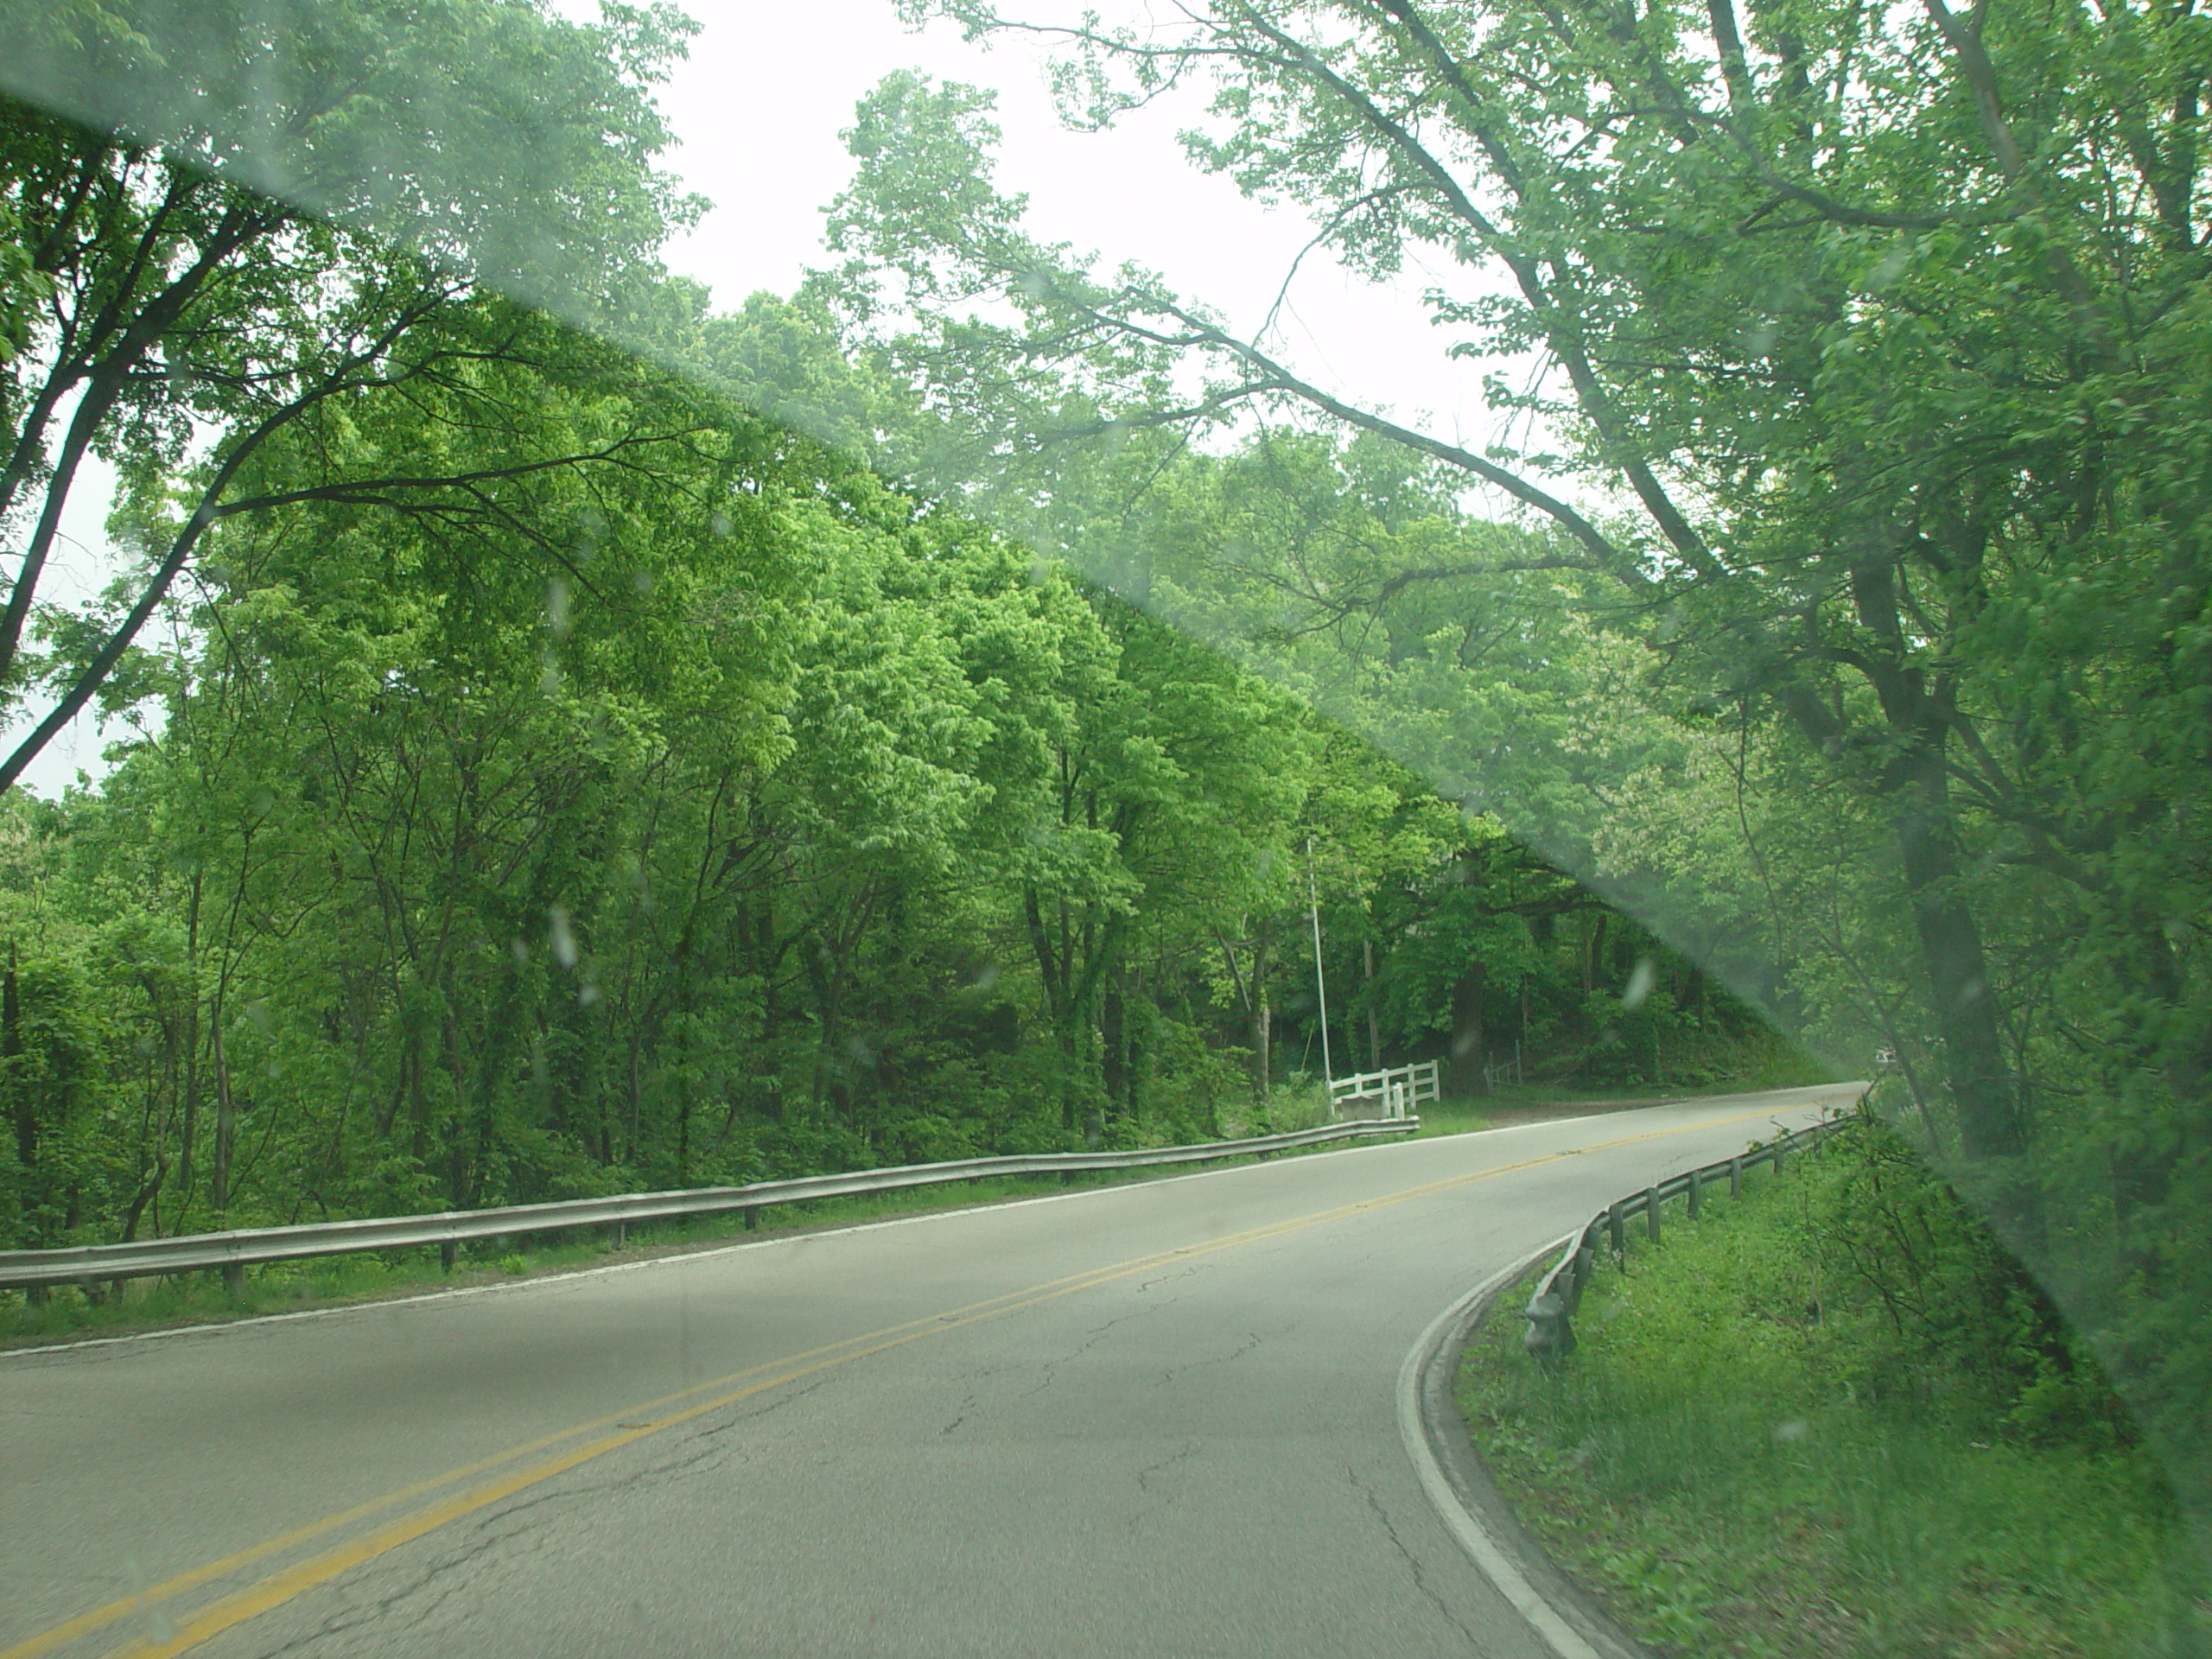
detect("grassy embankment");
top-left (1459, 1116), bottom-right (2204, 1658)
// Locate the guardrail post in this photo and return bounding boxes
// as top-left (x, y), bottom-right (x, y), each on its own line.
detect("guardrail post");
top-left (1729, 1154), bottom-right (1743, 1199)
top-left (1687, 1166), bottom-right (1702, 1219)
top-left (610, 1222), bottom-right (626, 1250)
top-left (440, 1240), bottom-right (456, 1274)
top-left (1607, 1203), bottom-right (1625, 1257)
top-left (1645, 1188), bottom-right (1662, 1244)
top-left (1774, 1138), bottom-right (1788, 1176)
top-left (742, 1205), bottom-right (760, 1230)
top-left (1523, 1287), bottom-right (1575, 1367)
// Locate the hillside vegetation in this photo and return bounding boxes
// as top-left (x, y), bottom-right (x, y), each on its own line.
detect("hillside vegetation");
top-left (1460, 1115), bottom-right (2202, 1657)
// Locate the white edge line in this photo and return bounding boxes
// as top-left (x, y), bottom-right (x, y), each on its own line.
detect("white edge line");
top-left (1397, 1236), bottom-right (1611, 1659)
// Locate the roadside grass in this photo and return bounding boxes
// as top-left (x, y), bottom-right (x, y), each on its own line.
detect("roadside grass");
top-left (1458, 1141), bottom-right (2204, 1657)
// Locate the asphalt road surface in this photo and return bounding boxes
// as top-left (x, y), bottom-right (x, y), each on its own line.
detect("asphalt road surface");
top-left (2, 1085), bottom-right (1856, 1659)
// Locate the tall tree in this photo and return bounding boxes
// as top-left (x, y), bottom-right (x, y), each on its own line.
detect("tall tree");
top-left (0, 0), bottom-right (701, 791)
top-left (820, 6), bottom-right (2211, 1173)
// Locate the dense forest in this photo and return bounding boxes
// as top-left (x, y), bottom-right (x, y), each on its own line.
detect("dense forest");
top-left (0, 7), bottom-right (1775, 1263)
top-left (0, 0), bottom-right (2205, 1520)
top-left (0, 409), bottom-right (1764, 1245)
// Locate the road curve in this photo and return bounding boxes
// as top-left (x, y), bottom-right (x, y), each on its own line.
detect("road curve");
top-left (2, 1085), bottom-right (1853, 1659)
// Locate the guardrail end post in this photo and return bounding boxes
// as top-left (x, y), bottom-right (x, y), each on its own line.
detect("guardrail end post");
top-left (1646, 1187), bottom-right (1662, 1244)
top-left (1523, 1288), bottom-right (1576, 1369)
top-left (439, 1240), bottom-right (457, 1274)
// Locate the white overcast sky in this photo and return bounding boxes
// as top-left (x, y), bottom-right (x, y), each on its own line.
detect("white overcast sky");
top-left (17, 0), bottom-right (1504, 798)
top-left (646, 0), bottom-right (1491, 434)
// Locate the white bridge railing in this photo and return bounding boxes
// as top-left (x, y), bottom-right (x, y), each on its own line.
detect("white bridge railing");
top-left (1328, 1059), bottom-right (1440, 1121)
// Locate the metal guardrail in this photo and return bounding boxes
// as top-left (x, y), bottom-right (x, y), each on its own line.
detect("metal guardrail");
top-left (1521, 1112), bottom-right (1850, 1362)
top-left (0, 1117), bottom-right (1421, 1292)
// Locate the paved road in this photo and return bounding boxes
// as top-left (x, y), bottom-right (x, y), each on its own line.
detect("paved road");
top-left (1, 1086), bottom-right (1854, 1659)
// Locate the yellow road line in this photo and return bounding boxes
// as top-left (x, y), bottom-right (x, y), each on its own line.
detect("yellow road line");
top-left (10, 1103), bottom-right (1792, 1659)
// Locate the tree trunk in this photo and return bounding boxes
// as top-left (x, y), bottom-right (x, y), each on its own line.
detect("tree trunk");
top-left (1451, 961), bottom-right (1487, 1096)
top-left (2107, 914), bottom-right (2205, 1276)
top-left (4, 945), bottom-right (26, 1179)
top-left (1895, 744), bottom-right (2021, 1160)
top-left (1363, 937), bottom-right (1382, 1070)
top-left (210, 1008), bottom-right (234, 1217)
top-left (1125, 965), bottom-right (1147, 1123)
top-left (3, 946), bottom-right (45, 1305)
top-left (407, 1003), bottom-right (431, 1167)
top-left (178, 876), bottom-right (204, 1228)
top-left (1248, 924), bottom-right (1273, 1103)
top-left (1102, 967), bottom-right (1128, 1121)
top-left (676, 996), bottom-right (693, 1191)
top-left (444, 1008), bottom-right (474, 1209)
top-left (210, 1007), bottom-right (240, 1292)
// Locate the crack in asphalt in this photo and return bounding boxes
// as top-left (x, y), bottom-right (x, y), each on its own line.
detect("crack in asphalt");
top-left (1132, 1262), bottom-right (1201, 1294)
top-left (1022, 1302), bottom-right (1173, 1396)
top-left (1134, 1440), bottom-right (1201, 1494)
top-left (1155, 1324), bottom-right (1287, 1389)
top-left (258, 1512), bottom-right (524, 1658)
top-left (937, 1352), bottom-right (1027, 1436)
top-left (1126, 1440), bottom-right (1204, 1535)
top-left (700, 1373), bottom-right (835, 1435)
top-left (1346, 1466), bottom-right (1484, 1651)
top-left (248, 1376), bottom-right (839, 1656)
top-left (939, 1388), bottom-right (979, 1436)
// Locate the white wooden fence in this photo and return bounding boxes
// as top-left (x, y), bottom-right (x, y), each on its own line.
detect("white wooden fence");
top-left (1328, 1059), bottom-right (1440, 1121)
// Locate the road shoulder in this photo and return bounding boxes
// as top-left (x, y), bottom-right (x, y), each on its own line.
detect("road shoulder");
top-left (1398, 1248), bottom-right (1656, 1659)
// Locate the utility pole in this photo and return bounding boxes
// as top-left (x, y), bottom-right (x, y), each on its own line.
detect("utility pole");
top-left (1306, 837), bottom-right (1332, 1085)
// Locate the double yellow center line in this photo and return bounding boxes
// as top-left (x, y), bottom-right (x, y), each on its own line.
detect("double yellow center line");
top-left (7, 1104), bottom-right (1790, 1659)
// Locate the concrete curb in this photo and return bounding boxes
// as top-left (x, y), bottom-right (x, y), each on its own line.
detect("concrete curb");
top-left (1396, 1243), bottom-right (1655, 1659)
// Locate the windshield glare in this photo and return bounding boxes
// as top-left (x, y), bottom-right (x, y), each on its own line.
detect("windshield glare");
top-left (0, 3), bottom-right (2204, 1656)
